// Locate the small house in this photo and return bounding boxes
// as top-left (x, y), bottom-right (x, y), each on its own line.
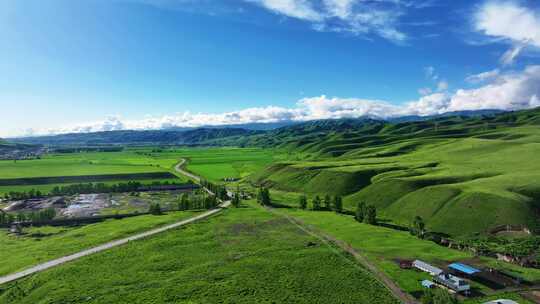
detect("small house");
top-left (413, 260), bottom-right (443, 276)
top-left (434, 273), bottom-right (470, 293)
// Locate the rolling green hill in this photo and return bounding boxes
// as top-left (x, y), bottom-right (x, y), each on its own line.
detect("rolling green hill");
top-left (250, 108), bottom-right (540, 236)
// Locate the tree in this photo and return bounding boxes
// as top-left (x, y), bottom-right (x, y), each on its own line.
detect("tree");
top-left (312, 196), bottom-right (321, 211)
top-left (257, 187), bottom-right (271, 206)
top-left (299, 194), bottom-right (308, 210)
top-left (421, 288), bottom-right (458, 304)
top-left (323, 195), bottom-right (332, 210)
top-left (365, 205), bottom-right (377, 225)
top-left (333, 195), bottom-right (343, 213)
top-left (412, 216), bottom-right (426, 237)
top-left (355, 202), bottom-right (366, 223)
top-left (149, 203), bottom-right (163, 215)
top-left (232, 187), bottom-right (241, 208)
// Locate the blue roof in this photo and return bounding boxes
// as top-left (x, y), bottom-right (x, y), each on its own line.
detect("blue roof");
top-left (449, 263), bottom-right (480, 275)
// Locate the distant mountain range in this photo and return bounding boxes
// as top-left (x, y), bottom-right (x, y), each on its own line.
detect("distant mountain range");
top-left (7, 109), bottom-right (515, 146)
top-left (10, 128), bottom-right (262, 146)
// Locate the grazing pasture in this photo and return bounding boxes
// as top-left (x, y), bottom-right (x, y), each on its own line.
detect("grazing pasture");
top-left (0, 202), bottom-right (398, 304)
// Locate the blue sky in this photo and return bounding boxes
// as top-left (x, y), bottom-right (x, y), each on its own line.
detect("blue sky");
top-left (1, 0), bottom-right (540, 136)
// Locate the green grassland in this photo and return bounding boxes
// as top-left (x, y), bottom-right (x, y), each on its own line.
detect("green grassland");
top-left (168, 147), bottom-right (281, 182)
top-left (0, 211), bottom-right (200, 276)
top-left (263, 196), bottom-right (537, 303)
top-left (251, 125), bottom-right (540, 236)
top-left (0, 202), bottom-right (398, 304)
top-left (0, 151), bottom-right (171, 179)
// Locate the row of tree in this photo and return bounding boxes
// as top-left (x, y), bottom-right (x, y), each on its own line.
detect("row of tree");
top-left (298, 194), bottom-right (344, 213)
top-left (176, 192), bottom-right (219, 211)
top-left (200, 179), bottom-right (229, 201)
top-left (0, 208), bottom-right (56, 225)
top-left (2, 180), bottom-right (189, 201)
top-left (4, 181), bottom-right (192, 200)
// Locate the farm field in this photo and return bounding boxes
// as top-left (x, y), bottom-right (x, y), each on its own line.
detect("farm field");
top-left (0, 147), bottom-right (278, 196)
top-left (0, 201), bottom-right (398, 304)
top-left (166, 147), bottom-right (280, 182)
top-left (0, 210), bottom-right (201, 276)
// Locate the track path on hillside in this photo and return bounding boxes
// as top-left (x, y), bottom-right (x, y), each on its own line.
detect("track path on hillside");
top-left (265, 206), bottom-right (419, 304)
top-left (0, 159), bottom-right (230, 286)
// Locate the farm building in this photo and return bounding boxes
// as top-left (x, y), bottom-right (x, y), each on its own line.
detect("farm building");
top-left (398, 260), bottom-right (413, 269)
top-left (434, 273), bottom-right (470, 293)
top-left (413, 260), bottom-right (443, 275)
top-left (483, 300), bottom-right (518, 304)
top-left (448, 262), bottom-right (481, 276)
top-left (421, 280), bottom-right (435, 289)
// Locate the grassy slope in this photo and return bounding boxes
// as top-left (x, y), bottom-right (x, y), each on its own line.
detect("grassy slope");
top-left (0, 202), bottom-right (397, 304)
top-left (0, 211), bottom-right (200, 276)
top-left (252, 125), bottom-right (540, 236)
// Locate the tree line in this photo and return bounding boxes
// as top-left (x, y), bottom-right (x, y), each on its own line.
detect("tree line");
top-left (0, 208), bottom-right (56, 225)
top-left (2, 180), bottom-right (188, 201)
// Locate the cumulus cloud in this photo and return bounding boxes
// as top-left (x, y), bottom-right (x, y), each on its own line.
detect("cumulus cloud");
top-left (448, 65), bottom-right (540, 111)
top-left (474, 1), bottom-right (540, 64)
top-left (247, 0), bottom-right (413, 43)
top-left (17, 65), bottom-right (540, 137)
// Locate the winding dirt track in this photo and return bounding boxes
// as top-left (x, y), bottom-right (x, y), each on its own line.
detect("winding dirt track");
top-left (0, 159), bottom-right (229, 286)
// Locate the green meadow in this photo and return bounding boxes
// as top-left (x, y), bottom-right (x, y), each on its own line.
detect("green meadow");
top-left (251, 125), bottom-right (540, 236)
top-left (167, 147), bottom-right (280, 182)
top-left (0, 211), bottom-right (200, 276)
top-left (0, 202), bottom-right (398, 304)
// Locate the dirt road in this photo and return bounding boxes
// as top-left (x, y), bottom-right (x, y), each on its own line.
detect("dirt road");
top-left (0, 159), bottom-right (229, 286)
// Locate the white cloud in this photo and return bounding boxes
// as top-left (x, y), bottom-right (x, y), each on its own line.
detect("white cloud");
top-left (424, 66), bottom-right (438, 81)
top-left (465, 69), bottom-right (500, 83)
top-left (247, 0), bottom-right (322, 21)
top-left (405, 92), bottom-right (450, 116)
top-left (436, 80), bottom-right (448, 91)
top-left (475, 1), bottom-right (540, 64)
top-left (247, 0), bottom-right (410, 43)
top-left (418, 87), bottom-right (432, 95)
top-left (448, 65), bottom-right (540, 111)
top-left (13, 66), bottom-right (540, 137)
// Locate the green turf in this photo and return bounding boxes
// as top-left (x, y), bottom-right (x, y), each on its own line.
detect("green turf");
top-left (0, 211), bottom-right (200, 276)
top-left (0, 202), bottom-right (398, 304)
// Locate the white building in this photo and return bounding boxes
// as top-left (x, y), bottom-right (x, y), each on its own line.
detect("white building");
top-left (412, 260), bottom-right (443, 276)
top-left (434, 273), bottom-right (470, 293)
